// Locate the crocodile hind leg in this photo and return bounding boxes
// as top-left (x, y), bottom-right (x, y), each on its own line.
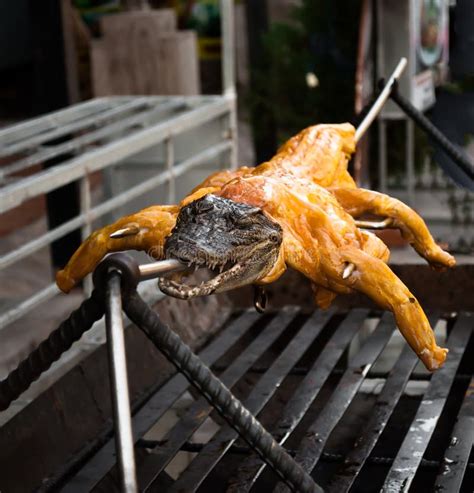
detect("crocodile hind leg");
top-left (56, 205), bottom-right (178, 293)
top-left (331, 246), bottom-right (448, 371)
top-left (330, 187), bottom-right (455, 270)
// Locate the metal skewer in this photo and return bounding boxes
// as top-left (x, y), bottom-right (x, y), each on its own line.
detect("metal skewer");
top-left (355, 57), bottom-right (407, 143)
top-left (134, 59), bottom-right (408, 281)
top-left (138, 258), bottom-right (185, 281)
top-left (353, 57), bottom-right (408, 232)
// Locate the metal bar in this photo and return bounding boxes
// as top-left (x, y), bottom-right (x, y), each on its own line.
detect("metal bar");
top-left (0, 98), bottom-right (151, 159)
top-left (228, 106), bottom-right (238, 170)
top-left (381, 313), bottom-right (473, 493)
top-left (212, 367), bottom-right (472, 383)
top-left (0, 98), bottom-right (112, 146)
top-left (378, 118), bottom-right (388, 193)
top-left (327, 340), bottom-right (425, 492)
top-left (138, 259), bottom-right (184, 281)
top-left (406, 118), bottom-right (415, 206)
top-left (0, 95), bottom-right (217, 146)
top-left (0, 289), bottom-right (105, 412)
top-left (137, 440), bottom-right (474, 471)
top-left (434, 376), bottom-right (474, 492)
top-left (220, 0), bottom-right (235, 97)
top-left (167, 310), bottom-right (333, 493)
top-left (220, 0), bottom-right (238, 168)
top-left (137, 309), bottom-right (299, 491)
top-left (0, 141), bottom-right (232, 272)
top-left (105, 271), bottom-right (138, 493)
top-left (227, 309), bottom-right (369, 492)
top-left (0, 283), bottom-right (59, 331)
top-left (0, 100), bottom-right (186, 179)
top-left (165, 138), bottom-right (175, 204)
top-left (274, 312), bottom-right (396, 493)
top-left (80, 175), bottom-right (93, 296)
top-left (355, 57), bottom-right (407, 142)
top-left (66, 311), bottom-right (262, 492)
top-left (123, 292), bottom-right (322, 493)
top-left (0, 98), bottom-right (231, 213)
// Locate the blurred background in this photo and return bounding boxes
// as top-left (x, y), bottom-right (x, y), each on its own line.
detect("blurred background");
top-left (2, 3), bottom-right (474, 492)
top-left (1, 0), bottom-right (474, 415)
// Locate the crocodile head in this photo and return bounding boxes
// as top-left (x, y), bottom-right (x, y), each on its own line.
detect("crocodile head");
top-left (158, 194), bottom-right (282, 299)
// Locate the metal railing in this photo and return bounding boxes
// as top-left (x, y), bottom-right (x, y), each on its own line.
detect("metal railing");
top-left (0, 0), bottom-right (236, 334)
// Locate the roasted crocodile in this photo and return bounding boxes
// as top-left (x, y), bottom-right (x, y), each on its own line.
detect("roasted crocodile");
top-left (56, 123), bottom-right (455, 371)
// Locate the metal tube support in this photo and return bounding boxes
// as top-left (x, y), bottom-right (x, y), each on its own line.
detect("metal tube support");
top-left (406, 118), bottom-right (415, 206)
top-left (105, 271), bottom-right (138, 493)
top-left (355, 57), bottom-right (407, 143)
top-left (165, 137), bottom-right (175, 204)
top-left (80, 175), bottom-right (93, 296)
top-left (220, 0), bottom-right (236, 97)
top-left (378, 118), bottom-right (388, 193)
top-left (220, 0), bottom-right (238, 169)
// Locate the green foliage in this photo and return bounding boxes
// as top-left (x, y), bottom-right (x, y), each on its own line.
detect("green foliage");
top-left (248, 0), bottom-right (361, 143)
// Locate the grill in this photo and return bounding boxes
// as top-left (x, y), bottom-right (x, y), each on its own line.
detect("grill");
top-left (38, 306), bottom-right (473, 492)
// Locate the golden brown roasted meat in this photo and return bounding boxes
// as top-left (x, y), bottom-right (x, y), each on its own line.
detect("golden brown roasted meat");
top-left (56, 123), bottom-right (455, 371)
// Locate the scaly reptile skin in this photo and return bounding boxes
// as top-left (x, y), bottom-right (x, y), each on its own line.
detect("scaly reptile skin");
top-left (56, 123), bottom-right (455, 371)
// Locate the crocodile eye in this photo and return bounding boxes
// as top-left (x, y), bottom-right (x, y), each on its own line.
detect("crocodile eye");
top-left (269, 232), bottom-right (280, 243)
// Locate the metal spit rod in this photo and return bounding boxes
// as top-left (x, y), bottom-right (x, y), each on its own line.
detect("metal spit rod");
top-left (105, 271), bottom-right (138, 493)
top-left (355, 57), bottom-right (407, 142)
top-left (138, 258), bottom-right (184, 281)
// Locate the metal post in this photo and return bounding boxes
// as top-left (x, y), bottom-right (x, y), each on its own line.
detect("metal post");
top-left (220, 0), bottom-right (238, 169)
top-left (165, 138), bottom-right (175, 204)
top-left (406, 118), bottom-right (415, 206)
top-left (105, 271), bottom-right (138, 493)
top-left (220, 0), bottom-right (235, 97)
top-left (80, 175), bottom-right (93, 295)
top-left (378, 118), bottom-right (388, 193)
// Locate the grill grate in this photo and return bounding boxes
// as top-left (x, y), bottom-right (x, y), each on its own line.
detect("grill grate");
top-left (45, 308), bottom-right (474, 492)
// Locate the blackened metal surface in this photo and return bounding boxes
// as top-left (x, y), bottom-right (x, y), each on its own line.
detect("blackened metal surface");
top-left (382, 313), bottom-right (473, 492)
top-left (137, 309), bottom-right (299, 490)
top-left (434, 377), bottom-right (474, 492)
top-left (65, 311), bottom-right (263, 492)
top-left (164, 310), bottom-right (333, 493)
top-left (327, 344), bottom-right (419, 492)
top-left (327, 314), bottom-right (439, 492)
top-left (123, 292), bottom-right (322, 493)
top-left (273, 312), bottom-right (396, 493)
top-left (38, 308), bottom-right (473, 493)
top-left (227, 309), bottom-right (369, 492)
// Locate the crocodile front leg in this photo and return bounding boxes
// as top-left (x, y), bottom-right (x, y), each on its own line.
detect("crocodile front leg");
top-left (56, 205), bottom-right (178, 293)
top-left (326, 246), bottom-right (448, 371)
top-left (330, 187), bottom-right (455, 270)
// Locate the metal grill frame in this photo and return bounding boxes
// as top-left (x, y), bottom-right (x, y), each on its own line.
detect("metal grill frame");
top-left (35, 300), bottom-right (473, 493)
top-left (0, 247), bottom-right (472, 492)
